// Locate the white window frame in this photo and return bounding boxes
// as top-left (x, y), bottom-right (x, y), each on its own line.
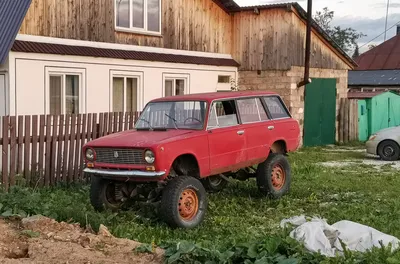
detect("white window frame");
top-left (109, 70), bottom-right (144, 113)
top-left (162, 73), bottom-right (189, 97)
top-left (114, 0), bottom-right (162, 36)
top-left (45, 67), bottom-right (86, 115)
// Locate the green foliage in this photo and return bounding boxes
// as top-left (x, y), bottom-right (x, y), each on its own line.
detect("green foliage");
top-left (314, 7), bottom-right (366, 53)
top-left (1, 146), bottom-right (400, 263)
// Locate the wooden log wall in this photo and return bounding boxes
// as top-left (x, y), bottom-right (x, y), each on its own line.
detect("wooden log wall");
top-left (19, 0), bottom-right (232, 54)
top-left (339, 98), bottom-right (359, 143)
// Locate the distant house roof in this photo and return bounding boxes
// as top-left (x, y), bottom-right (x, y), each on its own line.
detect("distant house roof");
top-left (215, 1), bottom-right (357, 68)
top-left (0, 0), bottom-right (32, 64)
top-left (355, 34), bottom-right (400, 70)
top-left (11, 40), bottom-right (240, 67)
top-left (348, 70), bottom-right (400, 86)
top-left (348, 91), bottom-right (386, 99)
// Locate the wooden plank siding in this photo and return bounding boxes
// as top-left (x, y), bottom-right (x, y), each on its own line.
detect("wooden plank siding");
top-left (19, 0), bottom-right (233, 54)
top-left (231, 8), bottom-right (350, 71)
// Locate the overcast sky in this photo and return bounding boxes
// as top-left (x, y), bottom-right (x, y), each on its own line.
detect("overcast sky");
top-left (234, 0), bottom-right (400, 53)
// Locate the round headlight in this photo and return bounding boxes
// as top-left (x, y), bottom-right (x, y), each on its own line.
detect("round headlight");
top-left (145, 150), bottom-right (155, 164)
top-left (86, 148), bottom-right (95, 161)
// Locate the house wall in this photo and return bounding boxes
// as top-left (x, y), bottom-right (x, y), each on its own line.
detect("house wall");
top-left (19, 0), bottom-right (232, 54)
top-left (231, 8), bottom-right (351, 71)
top-left (0, 59), bottom-right (9, 116)
top-left (8, 51), bottom-right (237, 116)
top-left (238, 66), bottom-right (349, 143)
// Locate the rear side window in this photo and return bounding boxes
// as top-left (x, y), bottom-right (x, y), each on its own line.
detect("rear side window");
top-left (208, 100), bottom-right (239, 128)
top-left (263, 96), bottom-right (290, 119)
top-left (237, 98), bottom-right (269, 124)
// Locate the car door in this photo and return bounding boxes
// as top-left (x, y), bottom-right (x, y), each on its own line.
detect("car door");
top-left (207, 100), bottom-right (246, 175)
top-left (236, 97), bottom-right (272, 166)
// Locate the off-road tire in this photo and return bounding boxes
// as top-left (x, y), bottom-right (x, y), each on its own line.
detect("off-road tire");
top-left (256, 153), bottom-right (291, 199)
top-left (378, 140), bottom-right (400, 161)
top-left (160, 176), bottom-right (207, 229)
top-left (90, 176), bottom-right (123, 212)
top-left (202, 175), bottom-right (228, 193)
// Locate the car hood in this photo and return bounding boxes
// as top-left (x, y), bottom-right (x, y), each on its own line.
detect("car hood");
top-left (86, 129), bottom-right (195, 148)
top-left (375, 126), bottom-right (400, 136)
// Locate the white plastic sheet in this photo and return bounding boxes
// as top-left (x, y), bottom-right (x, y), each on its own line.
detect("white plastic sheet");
top-left (280, 216), bottom-right (400, 257)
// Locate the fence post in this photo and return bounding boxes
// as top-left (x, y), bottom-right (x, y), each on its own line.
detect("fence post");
top-left (2, 116), bottom-right (9, 191)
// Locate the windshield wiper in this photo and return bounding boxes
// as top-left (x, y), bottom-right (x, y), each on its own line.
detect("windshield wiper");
top-left (165, 113), bottom-right (179, 130)
top-left (138, 118), bottom-right (154, 130)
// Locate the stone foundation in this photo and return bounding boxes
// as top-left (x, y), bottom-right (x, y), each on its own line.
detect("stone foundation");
top-left (238, 66), bottom-right (349, 144)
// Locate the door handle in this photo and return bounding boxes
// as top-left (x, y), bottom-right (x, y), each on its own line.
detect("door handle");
top-left (268, 126), bottom-right (275, 130)
top-left (237, 130), bottom-right (245, 135)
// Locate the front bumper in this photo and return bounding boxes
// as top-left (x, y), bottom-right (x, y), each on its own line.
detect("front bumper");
top-left (366, 140), bottom-right (378, 155)
top-left (83, 168), bottom-right (166, 178)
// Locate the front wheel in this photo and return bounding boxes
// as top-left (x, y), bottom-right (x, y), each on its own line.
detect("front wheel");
top-left (256, 153), bottom-right (291, 199)
top-left (160, 176), bottom-right (207, 229)
top-left (90, 177), bottom-right (124, 212)
top-left (378, 140), bottom-right (400, 161)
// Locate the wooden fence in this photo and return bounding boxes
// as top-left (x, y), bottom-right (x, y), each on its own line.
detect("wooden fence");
top-left (0, 112), bottom-right (140, 191)
top-left (338, 98), bottom-right (359, 143)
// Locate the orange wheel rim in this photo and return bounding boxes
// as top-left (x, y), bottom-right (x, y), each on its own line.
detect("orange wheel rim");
top-left (178, 189), bottom-right (199, 221)
top-left (271, 164), bottom-right (286, 190)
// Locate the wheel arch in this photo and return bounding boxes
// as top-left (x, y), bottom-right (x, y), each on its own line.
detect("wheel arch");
top-left (170, 153), bottom-right (201, 178)
top-left (270, 140), bottom-right (288, 154)
top-left (377, 139), bottom-right (400, 153)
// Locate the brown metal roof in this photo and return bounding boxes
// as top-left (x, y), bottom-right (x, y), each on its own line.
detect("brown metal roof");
top-left (11, 40), bottom-right (240, 67)
top-left (355, 35), bottom-right (400, 70)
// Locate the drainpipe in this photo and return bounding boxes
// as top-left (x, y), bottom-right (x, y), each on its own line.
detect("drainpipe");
top-left (297, 0), bottom-right (313, 88)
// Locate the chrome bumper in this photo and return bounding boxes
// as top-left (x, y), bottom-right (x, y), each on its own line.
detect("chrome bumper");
top-left (83, 168), bottom-right (166, 178)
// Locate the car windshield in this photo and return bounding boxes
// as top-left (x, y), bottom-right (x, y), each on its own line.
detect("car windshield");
top-left (135, 101), bottom-right (207, 130)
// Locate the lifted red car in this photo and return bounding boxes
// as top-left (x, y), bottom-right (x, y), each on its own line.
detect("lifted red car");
top-left (82, 91), bottom-right (300, 228)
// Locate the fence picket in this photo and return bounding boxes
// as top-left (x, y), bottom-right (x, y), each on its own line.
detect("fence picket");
top-left (38, 115), bottom-right (45, 186)
top-left (118, 112), bottom-right (123, 132)
top-left (73, 114), bottom-right (82, 181)
top-left (9, 117), bottom-right (17, 186)
top-left (62, 115), bottom-right (70, 183)
top-left (113, 112), bottom-right (118, 133)
top-left (17, 116), bottom-right (23, 174)
top-left (44, 115), bottom-right (52, 186)
top-left (79, 114), bottom-right (87, 182)
top-left (56, 115), bottom-right (64, 184)
top-left (51, 115), bottom-right (58, 185)
top-left (31, 115), bottom-right (38, 185)
top-left (98, 113), bottom-right (104, 138)
top-left (24, 116), bottom-right (31, 185)
top-left (2, 116), bottom-right (9, 191)
top-left (68, 115), bottom-right (77, 183)
top-left (91, 113), bottom-right (97, 140)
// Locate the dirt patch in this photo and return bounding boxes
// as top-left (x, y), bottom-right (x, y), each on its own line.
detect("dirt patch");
top-left (0, 216), bottom-right (163, 264)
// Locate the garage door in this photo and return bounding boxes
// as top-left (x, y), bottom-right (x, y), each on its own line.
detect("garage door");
top-left (303, 78), bottom-right (337, 147)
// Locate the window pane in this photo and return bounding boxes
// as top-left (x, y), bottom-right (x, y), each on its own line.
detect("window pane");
top-left (165, 80), bottom-right (173, 97)
top-left (116, 0), bottom-right (130, 28)
top-left (215, 100), bottom-right (238, 127)
top-left (175, 79), bottom-right (185, 95)
top-left (49, 75), bottom-right (62, 115)
top-left (113, 77), bottom-right (124, 112)
top-left (218, 76), bottom-right (230, 83)
top-left (147, 0), bottom-right (160, 32)
top-left (126, 78), bottom-right (138, 112)
top-left (132, 0), bottom-right (144, 28)
top-left (264, 96), bottom-right (290, 119)
top-left (237, 98), bottom-right (260, 123)
top-left (257, 99), bottom-right (269, 121)
top-left (65, 75), bottom-right (79, 114)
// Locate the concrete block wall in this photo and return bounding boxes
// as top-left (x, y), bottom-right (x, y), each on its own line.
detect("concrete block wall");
top-left (238, 66), bottom-right (349, 144)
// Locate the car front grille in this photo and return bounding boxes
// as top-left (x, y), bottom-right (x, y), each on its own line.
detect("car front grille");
top-left (94, 148), bottom-right (145, 165)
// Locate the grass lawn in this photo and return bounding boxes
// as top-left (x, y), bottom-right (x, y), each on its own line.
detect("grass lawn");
top-left (1, 146), bottom-right (400, 263)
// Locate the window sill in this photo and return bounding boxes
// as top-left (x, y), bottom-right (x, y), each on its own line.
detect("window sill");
top-left (115, 27), bottom-right (163, 37)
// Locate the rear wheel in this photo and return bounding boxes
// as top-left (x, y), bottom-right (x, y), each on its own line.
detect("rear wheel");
top-left (378, 140), bottom-right (400, 161)
top-left (256, 154), bottom-right (291, 199)
top-left (160, 176), bottom-right (207, 229)
top-left (90, 177), bottom-right (124, 212)
top-left (202, 175), bottom-right (228, 193)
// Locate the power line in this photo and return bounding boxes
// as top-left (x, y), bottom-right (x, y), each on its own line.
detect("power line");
top-left (360, 20), bottom-right (400, 49)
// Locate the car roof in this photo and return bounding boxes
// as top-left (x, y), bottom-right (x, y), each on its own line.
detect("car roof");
top-left (150, 91), bottom-right (279, 103)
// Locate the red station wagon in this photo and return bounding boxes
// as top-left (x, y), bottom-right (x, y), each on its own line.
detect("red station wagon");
top-left (82, 91), bottom-right (301, 228)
